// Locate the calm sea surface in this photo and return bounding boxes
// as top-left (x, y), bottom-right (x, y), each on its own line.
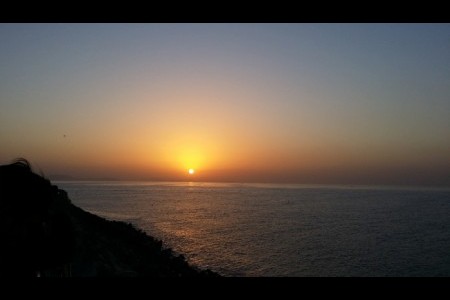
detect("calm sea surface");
top-left (56, 181), bottom-right (450, 276)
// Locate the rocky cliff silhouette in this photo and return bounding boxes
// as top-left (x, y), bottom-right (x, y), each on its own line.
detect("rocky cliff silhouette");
top-left (0, 159), bottom-right (218, 277)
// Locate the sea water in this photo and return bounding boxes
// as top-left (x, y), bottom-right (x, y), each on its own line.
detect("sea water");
top-left (56, 181), bottom-right (450, 276)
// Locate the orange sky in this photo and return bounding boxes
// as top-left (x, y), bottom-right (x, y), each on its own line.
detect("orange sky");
top-left (1, 24), bottom-right (449, 186)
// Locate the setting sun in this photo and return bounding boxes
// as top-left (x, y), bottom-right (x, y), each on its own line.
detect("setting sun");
top-left (1, 24), bottom-right (449, 278)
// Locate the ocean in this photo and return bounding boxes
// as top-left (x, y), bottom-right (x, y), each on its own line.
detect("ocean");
top-left (56, 181), bottom-right (450, 277)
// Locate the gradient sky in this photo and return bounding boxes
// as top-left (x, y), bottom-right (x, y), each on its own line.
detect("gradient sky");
top-left (1, 24), bottom-right (449, 185)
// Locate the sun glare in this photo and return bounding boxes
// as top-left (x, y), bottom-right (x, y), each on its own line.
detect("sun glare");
top-left (188, 168), bottom-right (195, 175)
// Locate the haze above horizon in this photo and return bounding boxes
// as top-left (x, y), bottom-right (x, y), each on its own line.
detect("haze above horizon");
top-left (1, 24), bottom-right (449, 186)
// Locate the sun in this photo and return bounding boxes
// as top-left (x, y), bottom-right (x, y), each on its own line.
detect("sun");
top-left (188, 168), bottom-right (195, 175)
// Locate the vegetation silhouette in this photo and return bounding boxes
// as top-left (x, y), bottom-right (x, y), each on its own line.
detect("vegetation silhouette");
top-left (0, 159), bottom-right (218, 277)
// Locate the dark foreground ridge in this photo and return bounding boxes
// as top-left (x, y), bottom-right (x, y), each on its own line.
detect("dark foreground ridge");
top-left (0, 159), bottom-right (219, 277)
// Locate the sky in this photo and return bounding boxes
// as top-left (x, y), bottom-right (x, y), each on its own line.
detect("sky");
top-left (1, 24), bottom-right (449, 186)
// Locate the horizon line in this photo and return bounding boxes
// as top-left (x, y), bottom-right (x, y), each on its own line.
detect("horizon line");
top-left (51, 178), bottom-right (450, 190)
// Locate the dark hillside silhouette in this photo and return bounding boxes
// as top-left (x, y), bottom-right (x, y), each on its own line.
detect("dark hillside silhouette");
top-left (0, 158), bottom-right (74, 276)
top-left (0, 159), bottom-right (218, 277)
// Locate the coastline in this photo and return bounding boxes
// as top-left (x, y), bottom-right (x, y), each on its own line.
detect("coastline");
top-left (45, 187), bottom-right (220, 277)
top-left (0, 160), bottom-right (219, 277)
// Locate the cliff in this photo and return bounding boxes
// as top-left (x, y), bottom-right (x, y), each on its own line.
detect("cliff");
top-left (0, 159), bottom-right (218, 277)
